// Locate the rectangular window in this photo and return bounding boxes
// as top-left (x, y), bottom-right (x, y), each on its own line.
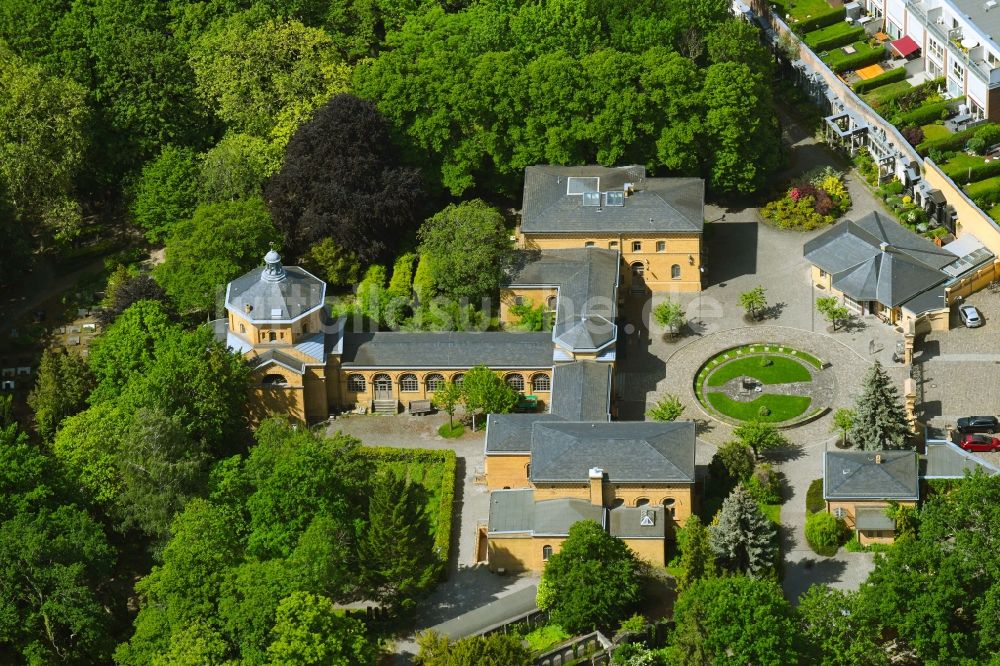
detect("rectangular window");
top-left (631, 241), bottom-right (642, 252)
top-left (953, 59), bottom-right (965, 82)
top-left (928, 38), bottom-right (944, 62)
top-left (584, 241), bottom-right (595, 247)
top-left (819, 269), bottom-right (828, 278)
top-left (514, 296), bottom-right (524, 306)
top-left (656, 240), bottom-right (666, 252)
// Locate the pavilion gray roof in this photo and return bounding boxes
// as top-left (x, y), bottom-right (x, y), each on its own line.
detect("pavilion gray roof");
top-left (609, 506), bottom-right (666, 539)
top-left (530, 421), bottom-right (696, 484)
top-left (340, 332), bottom-right (553, 368)
top-left (550, 361), bottom-right (612, 422)
top-left (487, 489), bottom-right (606, 535)
top-left (923, 442), bottom-right (1000, 479)
top-left (521, 165), bottom-right (704, 235)
top-left (508, 248), bottom-right (620, 353)
top-left (803, 213), bottom-right (953, 307)
top-left (226, 252), bottom-right (326, 324)
top-left (824, 450), bottom-right (919, 500)
top-left (485, 413), bottom-right (565, 454)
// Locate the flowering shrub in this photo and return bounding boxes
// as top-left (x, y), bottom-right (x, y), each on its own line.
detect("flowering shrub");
top-left (760, 168), bottom-right (851, 230)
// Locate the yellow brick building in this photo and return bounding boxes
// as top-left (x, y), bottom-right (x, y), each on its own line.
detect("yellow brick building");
top-left (823, 449), bottom-right (919, 546)
top-left (484, 420), bottom-right (696, 572)
top-left (519, 165), bottom-right (705, 294)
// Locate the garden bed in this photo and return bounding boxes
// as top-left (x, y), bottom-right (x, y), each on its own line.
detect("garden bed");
top-left (706, 393), bottom-right (813, 422)
top-left (705, 356), bottom-right (812, 387)
top-left (821, 41), bottom-right (886, 73)
top-left (760, 167), bottom-right (851, 230)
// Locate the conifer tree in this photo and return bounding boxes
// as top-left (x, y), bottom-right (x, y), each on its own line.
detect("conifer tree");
top-left (848, 360), bottom-right (910, 450)
top-left (360, 473), bottom-right (438, 611)
top-left (708, 484), bottom-right (776, 578)
top-left (677, 514), bottom-right (716, 592)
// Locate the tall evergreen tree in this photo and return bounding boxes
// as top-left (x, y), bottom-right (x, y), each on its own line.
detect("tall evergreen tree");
top-left (677, 514), bottom-right (716, 592)
top-left (848, 360), bottom-right (909, 451)
top-left (27, 349), bottom-right (94, 442)
top-left (708, 484), bottom-right (776, 578)
top-left (360, 473), bottom-right (438, 611)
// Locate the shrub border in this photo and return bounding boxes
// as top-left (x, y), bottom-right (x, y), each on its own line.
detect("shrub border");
top-left (360, 446), bottom-right (457, 574)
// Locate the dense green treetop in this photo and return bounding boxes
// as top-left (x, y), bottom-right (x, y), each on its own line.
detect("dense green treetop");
top-left (537, 519), bottom-right (643, 634)
top-left (154, 198), bottom-right (281, 313)
top-left (266, 591), bottom-right (376, 665)
top-left (130, 145), bottom-right (202, 243)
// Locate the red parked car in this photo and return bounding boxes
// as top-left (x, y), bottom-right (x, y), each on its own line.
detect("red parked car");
top-left (958, 433), bottom-right (1000, 452)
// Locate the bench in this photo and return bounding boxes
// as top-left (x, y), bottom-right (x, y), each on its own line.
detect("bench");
top-left (408, 399), bottom-right (434, 415)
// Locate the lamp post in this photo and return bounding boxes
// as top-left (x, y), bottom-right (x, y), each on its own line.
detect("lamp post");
top-left (698, 266), bottom-right (705, 324)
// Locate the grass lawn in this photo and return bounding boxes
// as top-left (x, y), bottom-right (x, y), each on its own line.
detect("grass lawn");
top-left (989, 204), bottom-right (1000, 222)
top-left (861, 80), bottom-right (912, 105)
top-left (523, 624), bottom-right (570, 653)
top-left (761, 503), bottom-right (781, 525)
top-left (706, 355), bottom-right (812, 387)
top-left (964, 174), bottom-right (1000, 199)
top-left (921, 123), bottom-right (951, 142)
top-left (706, 393), bottom-right (812, 422)
top-left (437, 422), bottom-right (465, 438)
top-left (773, 0), bottom-right (835, 21)
top-left (941, 151), bottom-right (988, 178)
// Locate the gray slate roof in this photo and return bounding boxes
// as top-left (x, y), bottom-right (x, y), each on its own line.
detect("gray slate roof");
top-left (824, 450), bottom-right (919, 500)
top-left (252, 349), bottom-right (308, 374)
top-left (509, 248), bottom-right (620, 353)
top-left (340, 332), bottom-right (553, 368)
top-left (485, 413), bottom-right (565, 454)
top-left (521, 165), bottom-right (704, 235)
top-left (530, 421), bottom-right (696, 484)
top-left (923, 442), bottom-right (1000, 478)
top-left (226, 261), bottom-right (326, 323)
top-left (550, 361), bottom-right (612, 422)
top-left (855, 507), bottom-right (895, 531)
top-left (609, 506), bottom-right (666, 539)
top-left (487, 489), bottom-right (605, 535)
top-left (803, 212), bottom-right (953, 307)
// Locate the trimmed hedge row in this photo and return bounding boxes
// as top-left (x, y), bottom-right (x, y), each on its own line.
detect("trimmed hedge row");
top-left (852, 65), bottom-right (907, 93)
top-left (895, 98), bottom-right (958, 126)
top-left (942, 158), bottom-right (1000, 185)
top-left (916, 124), bottom-right (980, 156)
top-left (965, 175), bottom-right (1000, 208)
top-left (824, 42), bottom-right (886, 73)
top-left (795, 6), bottom-right (847, 33)
top-left (805, 23), bottom-right (865, 52)
top-left (360, 446), bottom-right (458, 571)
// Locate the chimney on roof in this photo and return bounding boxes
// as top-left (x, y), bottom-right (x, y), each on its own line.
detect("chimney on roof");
top-left (624, 182), bottom-right (634, 196)
top-left (879, 241), bottom-right (891, 253)
top-left (244, 303), bottom-right (252, 314)
top-left (589, 467), bottom-right (604, 506)
top-left (875, 454), bottom-right (883, 464)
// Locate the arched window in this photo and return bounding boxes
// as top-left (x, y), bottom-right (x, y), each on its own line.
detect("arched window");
top-left (453, 373), bottom-right (465, 387)
top-left (611, 498), bottom-right (625, 508)
top-left (542, 545), bottom-right (553, 561)
top-left (532, 374), bottom-right (551, 392)
top-left (634, 498), bottom-right (650, 507)
top-left (399, 373), bottom-right (419, 392)
top-left (426, 373), bottom-right (445, 391)
top-left (239, 323), bottom-right (246, 334)
top-left (671, 264), bottom-right (681, 279)
top-left (302, 321), bottom-right (309, 334)
top-left (262, 373), bottom-right (286, 386)
top-left (609, 241), bottom-right (618, 249)
top-left (347, 374), bottom-right (366, 392)
top-left (505, 374), bottom-right (524, 392)
top-left (661, 497), bottom-right (677, 518)
top-left (268, 331), bottom-right (277, 342)
top-left (656, 240), bottom-right (666, 252)
top-left (525, 463), bottom-right (531, 478)
top-left (584, 241), bottom-right (595, 247)
top-left (546, 295), bottom-right (557, 310)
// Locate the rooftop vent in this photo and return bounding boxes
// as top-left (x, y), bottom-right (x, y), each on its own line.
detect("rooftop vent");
top-left (270, 308), bottom-right (282, 318)
top-left (244, 303), bottom-right (253, 313)
top-left (875, 454), bottom-right (883, 464)
top-left (879, 241), bottom-right (891, 252)
top-left (588, 467), bottom-right (604, 479)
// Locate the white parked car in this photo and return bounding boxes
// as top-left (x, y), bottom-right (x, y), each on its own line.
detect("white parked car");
top-left (959, 305), bottom-right (983, 328)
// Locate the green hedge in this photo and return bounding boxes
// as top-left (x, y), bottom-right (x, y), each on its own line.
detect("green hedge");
top-left (823, 42), bottom-right (886, 73)
top-left (917, 124), bottom-right (980, 156)
top-left (852, 66), bottom-right (907, 93)
top-left (796, 6), bottom-right (847, 33)
top-left (943, 158), bottom-right (1000, 185)
top-left (360, 447), bottom-right (458, 572)
top-left (805, 23), bottom-right (864, 51)
top-left (895, 98), bottom-right (959, 126)
top-left (806, 478), bottom-right (825, 515)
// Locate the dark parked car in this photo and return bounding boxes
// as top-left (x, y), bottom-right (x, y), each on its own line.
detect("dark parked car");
top-left (958, 433), bottom-right (1000, 452)
top-left (957, 416), bottom-right (1000, 434)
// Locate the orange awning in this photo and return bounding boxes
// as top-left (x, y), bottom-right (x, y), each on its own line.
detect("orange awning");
top-left (856, 64), bottom-right (885, 79)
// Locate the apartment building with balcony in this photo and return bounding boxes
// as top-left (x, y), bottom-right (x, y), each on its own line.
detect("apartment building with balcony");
top-left (876, 0), bottom-right (1000, 120)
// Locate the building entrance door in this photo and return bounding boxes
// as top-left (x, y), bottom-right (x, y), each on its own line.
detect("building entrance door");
top-left (630, 262), bottom-right (645, 294)
top-left (373, 374), bottom-right (393, 400)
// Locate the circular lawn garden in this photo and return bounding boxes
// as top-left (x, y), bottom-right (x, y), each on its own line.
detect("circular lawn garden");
top-left (695, 344), bottom-right (826, 426)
